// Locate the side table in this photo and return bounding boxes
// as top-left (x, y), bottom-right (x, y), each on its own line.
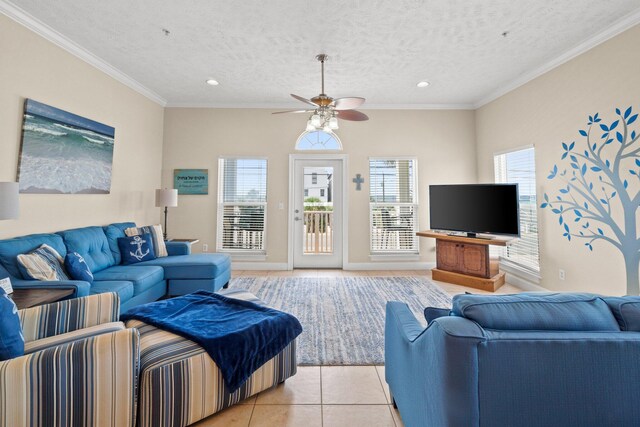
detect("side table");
top-left (9, 288), bottom-right (74, 310)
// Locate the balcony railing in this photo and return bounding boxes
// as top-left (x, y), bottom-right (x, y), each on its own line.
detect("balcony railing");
top-left (304, 211), bottom-right (333, 254)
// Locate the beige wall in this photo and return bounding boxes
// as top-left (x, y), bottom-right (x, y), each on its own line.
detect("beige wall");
top-left (162, 108), bottom-right (477, 266)
top-left (0, 14), bottom-right (165, 239)
top-left (476, 24), bottom-right (640, 295)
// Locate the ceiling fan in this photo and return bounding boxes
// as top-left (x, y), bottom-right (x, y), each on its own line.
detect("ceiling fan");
top-left (273, 54), bottom-right (369, 131)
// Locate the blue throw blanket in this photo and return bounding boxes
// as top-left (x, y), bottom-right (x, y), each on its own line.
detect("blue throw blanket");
top-left (121, 290), bottom-right (302, 392)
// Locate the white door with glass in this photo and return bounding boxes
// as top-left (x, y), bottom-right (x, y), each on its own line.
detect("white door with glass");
top-left (293, 159), bottom-right (343, 268)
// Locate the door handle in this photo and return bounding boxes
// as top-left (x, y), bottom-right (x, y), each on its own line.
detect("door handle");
top-left (295, 216), bottom-right (301, 221)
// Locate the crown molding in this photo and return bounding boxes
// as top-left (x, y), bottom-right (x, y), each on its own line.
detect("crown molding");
top-left (474, 7), bottom-right (640, 109)
top-left (0, 0), bottom-right (167, 106)
top-left (165, 101), bottom-right (475, 110)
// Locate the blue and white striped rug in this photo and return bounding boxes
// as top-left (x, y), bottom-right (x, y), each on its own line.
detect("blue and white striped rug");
top-left (229, 276), bottom-right (452, 365)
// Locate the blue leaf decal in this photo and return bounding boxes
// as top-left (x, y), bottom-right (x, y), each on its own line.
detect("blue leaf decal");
top-left (559, 216), bottom-right (564, 225)
top-left (544, 193), bottom-right (549, 202)
top-left (579, 130), bottom-right (588, 137)
top-left (570, 163), bottom-right (579, 170)
top-left (581, 164), bottom-right (587, 175)
top-left (560, 188), bottom-right (569, 194)
top-left (600, 198), bottom-right (608, 204)
top-left (600, 124), bottom-right (609, 132)
top-left (635, 159), bottom-right (640, 167)
top-left (584, 202), bottom-right (588, 209)
top-left (624, 180), bottom-right (629, 189)
top-left (628, 114), bottom-right (638, 125)
top-left (592, 143), bottom-right (597, 151)
top-left (562, 142), bottom-right (568, 150)
top-left (569, 142), bottom-right (575, 150)
top-left (605, 159), bottom-right (611, 167)
top-left (610, 120), bottom-right (619, 131)
top-left (584, 150), bottom-right (590, 158)
top-left (591, 166), bottom-right (601, 172)
top-left (595, 113), bottom-right (600, 120)
top-left (632, 131), bottom-right (637, 140)
top-left (616, 108), bottom-right (622, 116)
top-left (564, 223), bottom-right (570, 232)
top-left (611, 192), bottom-right (617, 198)
top-left (631, 170), bottom-right (638, 176)
top-left (597, 228), bottom-right (604, 235)
top-left (605, 139), bottom-right (613, 145)
top-left (616, 132), bottom-right (624, 143)
top-left (540, 203), bottom-right (548, 208)
top-left (561, 152), bottom-right (567, 160)
top-left (570, 155), bottom-right (577, 162)
top-left (574, 210), bottom-right (582, 217)
top-left (552, 209), bottom-right (561, 214)
top-left (624, 106), bottom-right (632, 119)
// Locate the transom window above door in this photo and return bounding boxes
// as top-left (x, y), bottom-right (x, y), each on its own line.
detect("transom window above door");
top-left (295, 130), bottom-right (342, 150)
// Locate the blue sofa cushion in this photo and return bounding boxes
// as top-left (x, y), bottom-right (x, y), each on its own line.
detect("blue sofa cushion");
top-left (58, 227), bottom-right (115, 274)
top-left (424, 307), bottom-right (451, 323)
top-left (93, 265), bottom-right (164, 296)
top-left (89, 280), bottom-right (134, 302)
top-left (0, 233), bottom-right (67, 279)
top-left (64, 252), bottom-right (94, 283)
top-left (135, 253), bottom-right (231, 279)
top-left (604, 297), bottom-right (640, 331)
top-left (118, 234), bottom-right (157, 265)
top-left (0, 288), bottom-right (24, 361)
top-left (103, 222), bottom-right (136, 265)
top-left (451, 293), bottom-right (620, 331)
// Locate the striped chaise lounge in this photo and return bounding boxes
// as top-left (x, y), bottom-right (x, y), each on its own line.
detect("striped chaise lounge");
top-left (125, 288), bottom-right (298, 427)
top-left (0, 292), bottom-right (139, 427)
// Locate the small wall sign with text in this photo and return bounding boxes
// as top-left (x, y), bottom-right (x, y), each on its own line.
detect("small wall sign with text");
top-left (174, 169), bottom-right (209, 195)
top-left (0, 277), bottom-right (13, 295)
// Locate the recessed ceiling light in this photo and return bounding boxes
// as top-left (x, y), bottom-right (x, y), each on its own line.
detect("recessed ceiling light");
top-left (206, 79), bottom-right (219, 86)
top-left (416, 81), bottom-right (430, 88)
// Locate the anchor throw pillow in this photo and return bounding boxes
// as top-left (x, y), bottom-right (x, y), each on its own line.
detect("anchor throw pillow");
top-left (124, 224), bottom-right (168, 258)
top-left (117, 234), bottom-right (157, 265)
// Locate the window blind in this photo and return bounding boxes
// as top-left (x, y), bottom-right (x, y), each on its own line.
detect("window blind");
top-left (493, 147), bottom-right (540, 272)
top-left (369, 158), bottom-right (419, 253)
top-left (217, 158), bottom-right (267, 252)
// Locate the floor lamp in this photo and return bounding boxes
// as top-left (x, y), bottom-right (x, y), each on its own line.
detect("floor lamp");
top-left (0, 182), bottom-right (19, 221)
top-left (155, 189), bottom-right (178, 240)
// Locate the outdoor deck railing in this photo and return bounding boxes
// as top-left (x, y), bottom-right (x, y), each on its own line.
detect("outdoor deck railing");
top-left (304, 211), bottom-right (333, 254)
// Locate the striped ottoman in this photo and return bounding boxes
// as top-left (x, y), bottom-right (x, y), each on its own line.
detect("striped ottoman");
top-left (125, 289), bottom-right (298, 427)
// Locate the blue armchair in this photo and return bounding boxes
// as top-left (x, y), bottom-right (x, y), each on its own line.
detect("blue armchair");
top-left (385, 293), bottom-right (640, 427)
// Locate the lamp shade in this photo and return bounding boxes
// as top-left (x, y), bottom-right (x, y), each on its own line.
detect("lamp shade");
top-left (0, 182), bottom-right (19, 220)
top-left (155, 189), bottom-right (178, 207)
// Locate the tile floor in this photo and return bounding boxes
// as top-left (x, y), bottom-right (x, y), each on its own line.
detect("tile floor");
top-left (193, 269), bottom-right (524, 427)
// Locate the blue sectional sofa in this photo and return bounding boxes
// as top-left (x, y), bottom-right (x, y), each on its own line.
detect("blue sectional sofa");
top-left (0, 222), bottom-right (231, 311)
top-left (385, 292), bottom-right (640, 427)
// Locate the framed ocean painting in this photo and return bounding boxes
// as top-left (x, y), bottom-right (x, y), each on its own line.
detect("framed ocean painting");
top-left (17, 99), bottom-right (115, 194)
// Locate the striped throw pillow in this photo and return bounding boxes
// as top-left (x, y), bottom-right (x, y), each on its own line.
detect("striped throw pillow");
top-left (17, 244), bottom-right (70, 281)
top-left (124, 224), bottom-right (167, 258)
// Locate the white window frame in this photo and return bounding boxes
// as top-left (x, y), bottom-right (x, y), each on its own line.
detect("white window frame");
top-left (369, 157), bottom-right (419, 256)
top-left (216, 156), bottom-right (268, 257)
top-left (493, 145), bottom-right (541, 278)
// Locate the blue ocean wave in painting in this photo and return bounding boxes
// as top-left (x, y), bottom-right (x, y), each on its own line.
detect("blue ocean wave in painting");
top-left (18, 105), bottom-right (115, 194)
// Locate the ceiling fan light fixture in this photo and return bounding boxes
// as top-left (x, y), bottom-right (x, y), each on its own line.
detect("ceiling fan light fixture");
top-left (310, 114), bottom-right (322, 127)
top-left (417, 81), bottom-right (430, 88)
top-left (306, 120), bottom-right (316, 131)
top-left (206, 79), bottom-right (219, 86)
top-left (329, 117), bottom-right (339, 130)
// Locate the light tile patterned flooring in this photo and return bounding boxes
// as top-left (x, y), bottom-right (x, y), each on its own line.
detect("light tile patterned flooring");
top-left (193, 270), bottom-right (524, 427)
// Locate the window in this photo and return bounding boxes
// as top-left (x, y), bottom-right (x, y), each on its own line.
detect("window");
top-left (295, 130), bottom-right (342, 150)
top-left (494, 147), bottom-right (540, 272)
top-left (304, 189), bottom-right (309, 197)
top-left (320, 189), bottom-right (325, 197)
top-left (369, 158), bottom-right (418, 254)
top-left (217, 158), bottom-right (267, 253)
top-left (312, 173), bottom-right (318, 184)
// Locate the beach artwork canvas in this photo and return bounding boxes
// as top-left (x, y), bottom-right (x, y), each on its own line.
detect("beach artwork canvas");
top-left (17, 99), bottom-right (115, 194)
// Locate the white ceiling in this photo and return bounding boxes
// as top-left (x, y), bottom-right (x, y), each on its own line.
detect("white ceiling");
top-left (5, 0), bottom-right (640, 108)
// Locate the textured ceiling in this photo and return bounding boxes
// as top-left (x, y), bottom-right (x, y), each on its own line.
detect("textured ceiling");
top-left (6, 0), bottom-right (640, 107)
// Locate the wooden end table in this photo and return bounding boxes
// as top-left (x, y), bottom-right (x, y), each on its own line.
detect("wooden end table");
top-left (9, 288), bottom-right (74, 310)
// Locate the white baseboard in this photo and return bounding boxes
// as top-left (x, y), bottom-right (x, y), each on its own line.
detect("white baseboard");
top-left (344, 262), bottom-right (435, 271)
top-left (232, 262), bottom-right (289, 271)
top-left (499, 260), bottom-right (548, 292)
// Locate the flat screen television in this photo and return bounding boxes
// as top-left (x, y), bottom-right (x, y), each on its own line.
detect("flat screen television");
top-left (429, 184), bottom-right (520, 237)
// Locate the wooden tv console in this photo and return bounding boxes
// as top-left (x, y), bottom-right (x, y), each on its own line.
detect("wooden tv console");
top-left (416, 231), bottom-right (515, 292)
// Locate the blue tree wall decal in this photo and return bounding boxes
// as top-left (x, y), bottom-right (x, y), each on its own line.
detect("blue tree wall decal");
top-left (541, 106), bottom-right (640, 295)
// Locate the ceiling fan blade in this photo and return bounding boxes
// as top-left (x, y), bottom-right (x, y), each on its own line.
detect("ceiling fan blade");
top-left (337, 110), bottom-right (369, 121)
top-left (333, 97), bottom-right (366, 110)
top-left (272, 109), bottom-right (314, 115)
top-left (291, 94), bottom-right (319, 107)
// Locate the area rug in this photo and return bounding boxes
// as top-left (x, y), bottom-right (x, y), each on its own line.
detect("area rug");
top-left (228, 276), bottom-right (452, 365)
